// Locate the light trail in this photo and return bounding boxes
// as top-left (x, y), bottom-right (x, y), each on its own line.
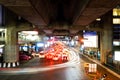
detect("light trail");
top-left (0, 48), bottom-right (80, 75)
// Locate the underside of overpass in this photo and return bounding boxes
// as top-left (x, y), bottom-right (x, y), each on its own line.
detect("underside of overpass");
top-left (0, 0), bottom-right (120, 35)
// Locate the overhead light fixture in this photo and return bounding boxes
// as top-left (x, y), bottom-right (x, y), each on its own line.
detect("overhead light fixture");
top-left (96, 18), bottom-right (101, 21)
top-left (22, 31), bottom-right (38, 35)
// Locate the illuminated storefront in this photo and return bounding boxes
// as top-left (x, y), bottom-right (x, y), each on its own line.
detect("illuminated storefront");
top-left (18, 31), bottom-right (44, 52)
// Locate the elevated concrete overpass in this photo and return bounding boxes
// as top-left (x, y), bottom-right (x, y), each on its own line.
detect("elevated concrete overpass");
top-left (0, 0), bottom-right (119, 70)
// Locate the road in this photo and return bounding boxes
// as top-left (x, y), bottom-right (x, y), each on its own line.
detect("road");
top-left (0, 49), bottom-right (90, 80)
top-left (0, 48), bottom-right (120, 80)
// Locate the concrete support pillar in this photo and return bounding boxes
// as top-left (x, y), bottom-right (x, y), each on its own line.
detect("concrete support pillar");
top-left (100, 12), bottom-right (113, 64)
top-left (3, 25), bottom-right (19, 67)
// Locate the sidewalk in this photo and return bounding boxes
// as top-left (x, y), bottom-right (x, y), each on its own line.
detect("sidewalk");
top-left (80, 53), bottom-right (120, 79)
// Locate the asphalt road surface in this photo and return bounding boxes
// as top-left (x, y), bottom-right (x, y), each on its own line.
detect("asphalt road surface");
top-left (0, 48), bottom-right (120, 80)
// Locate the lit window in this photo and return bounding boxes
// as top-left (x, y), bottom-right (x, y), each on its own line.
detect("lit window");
top-left (113, 8), bottom-right (120, 16)
top-left (113, 18), bottom-right (120, 24)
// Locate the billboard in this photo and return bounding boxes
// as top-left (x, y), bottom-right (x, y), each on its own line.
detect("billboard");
top-left (83, 31), bottom-right (98, 48)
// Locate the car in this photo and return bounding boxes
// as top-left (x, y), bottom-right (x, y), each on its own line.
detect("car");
top-left (52, 54), bottom-right (61, 61)
top-left (39, 51), bottom-right (45, 58)
top-left (45, 53), bottom-right (53, 60)
top-left (19, 54), bottom-right (31, 61)
top-left (19, 51), bottom-right (33, 58)
top-left (31, 52), bottom-right (36, 57)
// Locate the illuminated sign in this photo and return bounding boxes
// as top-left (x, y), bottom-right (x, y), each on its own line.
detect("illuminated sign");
top-left (114, 51), bottom-right (120, 61)
top-left (83, 31), bottom-right (98, 48)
